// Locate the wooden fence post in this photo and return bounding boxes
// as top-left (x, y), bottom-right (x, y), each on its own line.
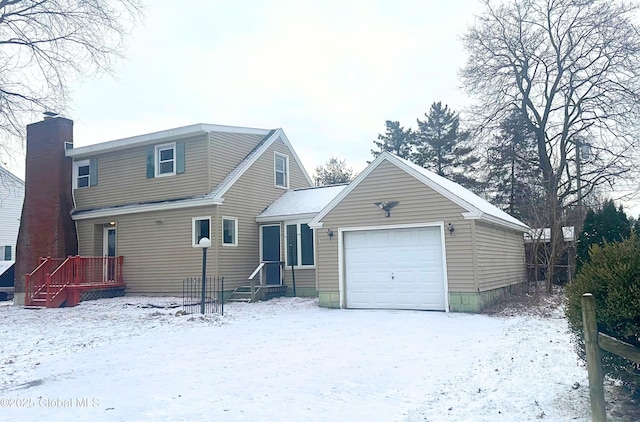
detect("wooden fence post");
top-left (582, 293), bottom-right (607, 422)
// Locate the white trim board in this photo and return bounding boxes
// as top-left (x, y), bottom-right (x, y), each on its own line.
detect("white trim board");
top-left (309, 151), bottom-right (528, 233)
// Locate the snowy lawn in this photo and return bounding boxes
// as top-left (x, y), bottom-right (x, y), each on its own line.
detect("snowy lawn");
top-left (0, 296), bottom-right (590, 421)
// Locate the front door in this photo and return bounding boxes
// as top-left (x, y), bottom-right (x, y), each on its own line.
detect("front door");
top-left (103, 226), bottom-right (116, 281)
top-left (261, 225), bottom-right (281, 285)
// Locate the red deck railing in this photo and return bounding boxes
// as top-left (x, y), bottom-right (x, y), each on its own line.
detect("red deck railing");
top-left (25, 256), bottom-right (125, 307)
top-left (25, 257), bottom-right (68, 305)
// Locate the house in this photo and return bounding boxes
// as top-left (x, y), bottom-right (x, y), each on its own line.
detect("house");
top-left (0, 166), bottom-right (24, 262)
top-left (0, 260), bottom-right (15, 300)
top-left (65, 122), bottom-right (315, 298)
top-left (18, 117), bottom-right (528, 312)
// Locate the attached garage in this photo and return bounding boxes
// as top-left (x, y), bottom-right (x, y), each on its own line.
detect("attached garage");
top-left (343, 226), bottom-right (446, 310)
top-left (310, 151), bottom-right (529, 312)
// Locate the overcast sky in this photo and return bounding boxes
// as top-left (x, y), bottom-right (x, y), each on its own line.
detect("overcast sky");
top-left (62, 0), bottom-right (481, 175)
top-left (7, 0), bottom-right (639, 215)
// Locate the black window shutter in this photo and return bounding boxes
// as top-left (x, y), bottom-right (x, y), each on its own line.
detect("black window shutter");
top-left (89, 158), bottom-right (98, 186)
top-left (146, 146), bottom-right (155, 178)
top-left (176, 142), bottom-right (185, 174)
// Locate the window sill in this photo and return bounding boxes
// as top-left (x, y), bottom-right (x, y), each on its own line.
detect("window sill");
top-left (155, 172), bottom-right (176, 178)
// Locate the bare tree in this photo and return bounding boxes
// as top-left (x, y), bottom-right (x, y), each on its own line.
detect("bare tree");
top-left (0, 0), bottom-right (144, 160)
top-left (461, 0), bottom-right (640, 291)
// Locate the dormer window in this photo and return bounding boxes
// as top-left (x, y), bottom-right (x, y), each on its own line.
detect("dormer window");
top-left (275, 153), bottom-right (289, 188)
top-left (155, 143), bottom-right (176, 176)
top-left (146, 142), bottom-right (185, 179)
top-left (73, 158), bottom-right (97, 189)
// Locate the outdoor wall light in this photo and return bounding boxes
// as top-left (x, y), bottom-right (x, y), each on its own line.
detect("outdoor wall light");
top-left (448, 223), bottom-right (455, 236)
top-left (373, 201), bottom-right (399, 217)
top-left (327, 229), bottom-right (334, 239)
top-left (108, 221), bottom-right (116, 226)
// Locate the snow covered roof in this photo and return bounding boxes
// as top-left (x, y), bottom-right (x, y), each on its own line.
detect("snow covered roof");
top-left (0, 261), bottom-right (14, 277)
top-left (0, 166), bottom-right (24, 187)
top-left (309, 152), bottom-right (529, 232)
top-left (256, 185), bottom-right (347, 222)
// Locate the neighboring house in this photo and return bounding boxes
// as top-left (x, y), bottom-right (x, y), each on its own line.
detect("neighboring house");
top-left (0, 166), bottom-right (24, 262)
top-left (51, 122), bottom-right (528, 312)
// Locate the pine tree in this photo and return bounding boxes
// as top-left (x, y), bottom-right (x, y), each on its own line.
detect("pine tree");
top-left (313, 157), bottom-right (354, 186)
top-left (485, 110), bottom-right (542, 222)
top-left (371, 120), bottom-right (413, 160)
top-left (577, 199), bottom-right (632, 268)
top-left (413, 102), bottom-right (480, 190)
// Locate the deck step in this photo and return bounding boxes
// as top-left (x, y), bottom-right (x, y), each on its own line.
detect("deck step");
top-left (227, 298), bottom-right (251, 303)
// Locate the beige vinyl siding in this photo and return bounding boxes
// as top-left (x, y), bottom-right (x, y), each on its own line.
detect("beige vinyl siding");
top-left (475, 221), bottom-right (526, 291)
top-left (78, 206), bottom-right (217, 295)
top-left (76, 221), bottom-right (95, 256)
top-left (282, 268), bottom-right (316, 290)
top-left (74, 134), bottom-right (210, 211)
top-left (208, 132), bottom-right (265, 191)
top-left (215, 139), bottom-right (313, 289)
top-left (316, 160), bottom-right (476, 294)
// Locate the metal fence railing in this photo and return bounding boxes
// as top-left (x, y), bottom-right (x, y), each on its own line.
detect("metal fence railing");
top-left (182, 276), bottom-right (224, 315)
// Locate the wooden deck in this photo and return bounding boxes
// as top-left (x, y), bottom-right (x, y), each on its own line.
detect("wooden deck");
top-left (25, 256), bottom-right (125, 308)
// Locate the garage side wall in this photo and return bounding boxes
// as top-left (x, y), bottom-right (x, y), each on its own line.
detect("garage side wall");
top-left (445, 221), bottom-right (527, 311)
top-left (475, 222), bottom-right (526, 291)
top-left (315, 160), bottom-right (474, 308)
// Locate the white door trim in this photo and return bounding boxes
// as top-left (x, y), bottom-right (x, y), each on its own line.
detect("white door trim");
top-left (103, 226), bottom-right (116, 257)
top-left (338, 221), bottom-right (449, 311)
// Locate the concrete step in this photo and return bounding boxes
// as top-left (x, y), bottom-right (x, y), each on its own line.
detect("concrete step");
top-left (227, 298), bottom-right (251, 303)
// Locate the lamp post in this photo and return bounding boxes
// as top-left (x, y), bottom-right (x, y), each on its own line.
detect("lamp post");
top-left (197, 237), bottom-right (211, 314)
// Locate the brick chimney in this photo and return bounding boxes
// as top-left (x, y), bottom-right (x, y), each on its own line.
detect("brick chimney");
top-left (14, 116), bottom-right (78, 305)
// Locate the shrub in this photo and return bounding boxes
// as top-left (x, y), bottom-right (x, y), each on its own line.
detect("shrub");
top-left (565, 233), bottom-right (640, 396)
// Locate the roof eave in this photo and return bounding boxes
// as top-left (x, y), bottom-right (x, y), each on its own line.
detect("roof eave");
top-left (71, 197), bottom-right (223, 220)
top-left (66, 123), bottom-right (272, 158)
top-left (256, 212), bottom-right (318, 223)
top-left (466, 212), bottom-right (530, 232)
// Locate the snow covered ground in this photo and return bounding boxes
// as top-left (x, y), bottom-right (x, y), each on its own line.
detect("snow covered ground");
top-left (0, 296), bottom-right (590, 421)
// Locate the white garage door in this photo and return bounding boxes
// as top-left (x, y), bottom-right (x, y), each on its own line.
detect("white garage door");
top-left (344, 226), bottom-right (446, 310)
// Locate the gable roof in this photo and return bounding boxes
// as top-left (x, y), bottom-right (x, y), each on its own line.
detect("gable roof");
top-left (256, 184), bottom-right (347, 222)
top-left (205, 128), bottom-right (313, 201)
top-left (308, 152), bottom-right (529, 232)
top-left (71, 126), bottom-right (313, 220)
top-left (65, 123), bottom-right (272, 158)
top-left (0, 166), bottom-right (25, 188)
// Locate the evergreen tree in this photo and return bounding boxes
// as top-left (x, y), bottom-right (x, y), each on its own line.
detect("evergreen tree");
top-left (485, 110), bottom-right (542, 222)
top-left (577, 199), bottom-right (632, 268)
top-left (371, 120), bottom-right (413, 160)
top-left (313, 157), bottom-right (354, 186)
top-left (413, 102), bottom-right (480, 190)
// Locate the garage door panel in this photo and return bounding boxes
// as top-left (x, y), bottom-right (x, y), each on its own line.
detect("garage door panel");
top-left (345, 227), bottom-right (446, 311)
